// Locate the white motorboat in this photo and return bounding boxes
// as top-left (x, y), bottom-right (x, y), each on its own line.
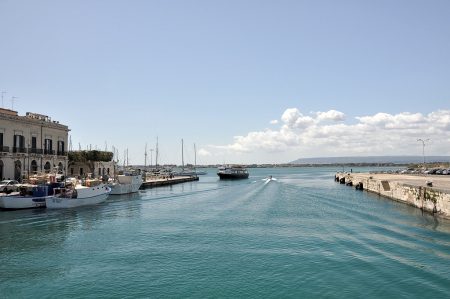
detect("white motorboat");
top-left (0, 184), bottom-right (54, 210)
top-left (110, 173), bottom-right (143, 195)
top-left (46, 183), bottom-right (111, 209)
top-left (263, 176), bottom-right (277, 185)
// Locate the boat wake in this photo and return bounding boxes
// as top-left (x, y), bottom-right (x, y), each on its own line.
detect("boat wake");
top-left (262, 177), bottom-right (277, 185)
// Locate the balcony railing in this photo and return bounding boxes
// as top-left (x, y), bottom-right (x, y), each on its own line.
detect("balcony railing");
top-left (57, 150), bottom-right (67, 156)
top-left (0, 146), bottom-right (9, 153)
top-left (28, 148), bottom-right (43, 154)
top-left (44, 149), bottom-right (55, 155)
top-left (13, 147), bottom-right (27, 153)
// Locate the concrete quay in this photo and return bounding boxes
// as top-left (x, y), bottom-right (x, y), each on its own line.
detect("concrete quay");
top-left (335, 172), bottom-right (450, 219)
top-left (140, 176), bottom-right (199, 189)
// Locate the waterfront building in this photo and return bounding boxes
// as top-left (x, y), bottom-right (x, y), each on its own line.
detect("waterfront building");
top-left (0, 108), bottom-right (69, 180)
top-left (68, 150), bottom-right (115, 179)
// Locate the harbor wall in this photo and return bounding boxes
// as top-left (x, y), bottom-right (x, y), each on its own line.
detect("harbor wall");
top-left (335, 173), bottom-right (450, 218)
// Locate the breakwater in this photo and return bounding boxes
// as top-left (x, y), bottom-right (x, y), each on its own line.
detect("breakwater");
top-left (335, 172), bottom-right (450, 218)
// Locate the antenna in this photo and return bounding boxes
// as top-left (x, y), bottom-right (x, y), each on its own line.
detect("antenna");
top-left (1, 91), bottom-right (6, 108)
top-left (69, 135), bottom-right (73, 151)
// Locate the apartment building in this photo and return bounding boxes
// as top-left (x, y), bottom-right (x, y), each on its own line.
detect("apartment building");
top-left (0, 108), bottom-right (70, 181)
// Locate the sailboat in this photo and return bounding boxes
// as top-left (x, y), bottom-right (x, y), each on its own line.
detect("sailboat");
top-left (173, 140), bottom-right (207, 176)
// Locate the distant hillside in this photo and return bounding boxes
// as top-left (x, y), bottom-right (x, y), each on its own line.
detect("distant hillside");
top-left (290, 156), bottom-right (450, 165)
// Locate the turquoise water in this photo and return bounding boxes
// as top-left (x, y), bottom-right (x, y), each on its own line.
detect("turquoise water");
top-left (1, 167), bottom-right (449, 298)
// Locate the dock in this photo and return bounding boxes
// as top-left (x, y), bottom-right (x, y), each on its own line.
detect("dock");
top-left (140, 176), bottom-right (199, 189)
top-left (335, 172), bottom-right (450, 219)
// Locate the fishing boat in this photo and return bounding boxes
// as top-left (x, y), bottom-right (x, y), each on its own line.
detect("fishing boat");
top-left (217, 166), bottom-right (249, 180)
top-left (0, 184), bottom-right (56, 210)
top-left (109, 171), bottom-right (143, 195)
top-left (45, 180), bottom-right (111, 209)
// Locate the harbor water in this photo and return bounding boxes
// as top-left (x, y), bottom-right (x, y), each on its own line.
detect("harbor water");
top-left (1, 167), bottom-right (449, 298)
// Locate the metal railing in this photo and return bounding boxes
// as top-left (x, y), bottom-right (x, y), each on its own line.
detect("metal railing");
top-left (44, 149), bottom-right (55, 155)
top-left (28, 148), bottom-right (43, 154)
top-left (13, 147), bottom-right (27, 153)
top-left (0, 146), bottom-right (9, 153)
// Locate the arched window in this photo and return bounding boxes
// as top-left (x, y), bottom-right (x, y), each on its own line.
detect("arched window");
top-left (44, 162), bottom-right (51, 173)
top-left (58, 162), bottom-right (63, 173)
top-left (14, 160), bottom-right (22, 181)
top-left (31, 160), bottom-right (38, 174)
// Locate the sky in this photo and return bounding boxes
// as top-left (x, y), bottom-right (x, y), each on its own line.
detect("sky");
top-left (1, 0), bottom-right (449, 165)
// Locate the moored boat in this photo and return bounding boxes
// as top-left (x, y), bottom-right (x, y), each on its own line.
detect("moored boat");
top-left (45, 181), bottom-right (111, 209)
top-left (0, 184), bottom-right (59, 210)
top-left (217, 166), bottom-right (249, 180)
top-left (109, 172), bottom-right (143, 195)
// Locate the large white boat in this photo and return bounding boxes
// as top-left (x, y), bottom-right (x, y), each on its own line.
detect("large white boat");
top-left (109, 173), bottom-right (143, 195)
top-left (0, 184), bottom-right (54, 210)
top-left (45, 182), bottom-right (111, 209)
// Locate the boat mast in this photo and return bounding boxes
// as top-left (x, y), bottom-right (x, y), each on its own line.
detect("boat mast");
top-left (181, 139), bottom-right (184, 169)
top-left (194, 143), bottom-right (197, 172)
top-left (144, 143), bottom-right (147, 170)
top-left (155, 137), bottom-right (159, 169)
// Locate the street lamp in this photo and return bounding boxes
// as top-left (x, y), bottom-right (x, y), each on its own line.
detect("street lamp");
top-left (417, 138), bottom-right (430, 165)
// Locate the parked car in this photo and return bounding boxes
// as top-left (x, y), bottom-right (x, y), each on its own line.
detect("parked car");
top-left (0, 180), bottom-right (20, 193)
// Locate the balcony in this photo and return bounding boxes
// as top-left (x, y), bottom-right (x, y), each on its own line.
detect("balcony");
top-left (28, 148), bottom-right (43, 154)
top-left (0, 146), bottom-right (9, 153)
top-left (44, 149), bottom-right (55, 155)
top-left (57, 150), bottom-right (67, 156)
top-left (13, 147), bottom-right (27, 153)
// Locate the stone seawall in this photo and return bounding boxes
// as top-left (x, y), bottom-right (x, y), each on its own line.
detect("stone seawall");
top-left (335, 172), bottom-right (450, 219)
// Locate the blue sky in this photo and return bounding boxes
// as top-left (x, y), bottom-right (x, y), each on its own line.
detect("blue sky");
top-left (1, 0), bottom-right (449, 165)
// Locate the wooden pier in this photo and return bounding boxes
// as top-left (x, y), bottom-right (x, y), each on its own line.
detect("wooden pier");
top-left (140, 176), bottom-right (199, 189)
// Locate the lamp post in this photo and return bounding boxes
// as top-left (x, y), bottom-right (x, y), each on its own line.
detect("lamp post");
top-left (417, 138), bottom-right (430, 166)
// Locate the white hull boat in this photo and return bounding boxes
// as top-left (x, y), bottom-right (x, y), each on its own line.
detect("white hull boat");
top-left (0, 193), bottom-right (51, 209)
top-left (110, 174), bottom-right (143, 195)
top-left (46, 184), bottom-right (111, 209)
top-left (0, 185), bottom-right (55, 210)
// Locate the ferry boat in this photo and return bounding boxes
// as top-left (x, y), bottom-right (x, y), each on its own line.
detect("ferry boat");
top-left (217, 166), bottom-right (249, 180)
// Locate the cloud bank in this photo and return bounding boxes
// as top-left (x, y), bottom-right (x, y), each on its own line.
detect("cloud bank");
top-left (211, 108), bottom-right (450, 159)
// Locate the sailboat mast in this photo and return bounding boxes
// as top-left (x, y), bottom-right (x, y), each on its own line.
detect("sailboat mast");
top-left (144, 143), bottom-right (147, 169)
top-left (155, 137), bottom-right (159, 168)
top-left (181, 139), bottom-right (184, 168)
top-left (194, 143), bottom-right (197, 169)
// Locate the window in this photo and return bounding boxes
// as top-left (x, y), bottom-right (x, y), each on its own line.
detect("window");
top-left (71, 168), bottom-right (74, 175)
top-left (57, 140), bottom-right (65, 155)
top-left (0, 133), bottom-right (3, 148)
top-left (80, 168), bottom-right (84, 176)
top-left (98, 168), bottom-right (101, 176)
top-left (14, 135), bottom-right (25, 152)
top-left (31, 160), bottom-right (38, 173)
top-left (44, 138), bottom-right (53, 154)
top-left (31, 136), bottom-right (37, 149)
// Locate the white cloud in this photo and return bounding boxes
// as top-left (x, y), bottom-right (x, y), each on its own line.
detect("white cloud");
top-left (270, 120), bottom-right (278, 124)
top-left (197, 148), bottom-right (211, 156)
top-left (212, 108), bottom-right (450, 158)
top-left (316, 110), bottom-right (346, 122)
